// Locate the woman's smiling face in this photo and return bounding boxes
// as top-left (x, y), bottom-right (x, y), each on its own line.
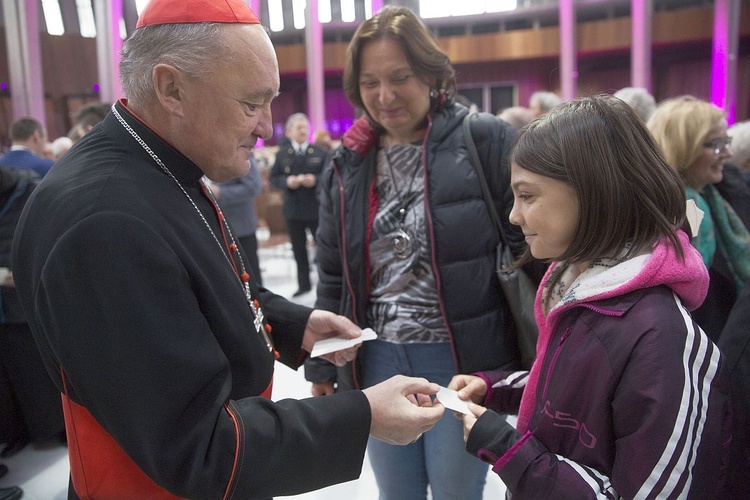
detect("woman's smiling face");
top-left (358, 38), bottom-right (431, 144)
top-left (686, 121), bottom-right (732, 191)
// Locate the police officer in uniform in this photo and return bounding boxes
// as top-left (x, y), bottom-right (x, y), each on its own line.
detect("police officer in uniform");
top-left (270, 113), bottom-right (328, 296)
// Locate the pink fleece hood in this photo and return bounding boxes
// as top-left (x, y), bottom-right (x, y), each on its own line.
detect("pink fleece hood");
top-left (517, 230), bottom-right (708, 433)
top-left (557, 229), bottom-right (709, 312)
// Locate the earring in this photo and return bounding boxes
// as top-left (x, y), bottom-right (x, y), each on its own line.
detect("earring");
top-left (429, 89), bottom-right (439, 99)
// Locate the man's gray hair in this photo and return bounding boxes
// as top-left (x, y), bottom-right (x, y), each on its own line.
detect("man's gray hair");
top-left (120, 23), bottom-right (230, 106)
top-left (285, 113), bottom-right (309, 131)
top-left (529, 91), bottom-right (562, 114)
top-left (613, 87), bottom-right (656, 122)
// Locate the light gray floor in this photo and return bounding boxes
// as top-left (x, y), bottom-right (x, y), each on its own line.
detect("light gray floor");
top-left (0, 241), bottom-right (508, 499)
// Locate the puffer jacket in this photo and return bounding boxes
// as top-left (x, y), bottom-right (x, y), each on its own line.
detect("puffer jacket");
top-left (468, 231), bottom-right (732, 499)
top-left (306, 102), bottom-right (526, 389)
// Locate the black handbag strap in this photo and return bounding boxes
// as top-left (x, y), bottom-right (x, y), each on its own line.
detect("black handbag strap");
top-left (463, 113), bottom-right (510, 248)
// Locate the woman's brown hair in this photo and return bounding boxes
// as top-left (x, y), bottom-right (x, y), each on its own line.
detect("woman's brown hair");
top-left (343, 6), bottom-right (455, 113)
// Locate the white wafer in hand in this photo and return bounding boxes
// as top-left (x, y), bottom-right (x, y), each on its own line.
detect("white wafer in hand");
top-left (435, 386), bottom-right (472, 415)
top-left (310, 328), bottom-right (378, 358)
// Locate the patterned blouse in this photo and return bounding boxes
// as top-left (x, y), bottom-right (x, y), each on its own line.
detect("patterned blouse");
top-left (366, 143), bottom-right (449, 344)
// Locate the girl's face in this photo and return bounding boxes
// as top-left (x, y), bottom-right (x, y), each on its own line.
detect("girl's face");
top-left (686, 121), bottom-right (732, 191)
top-left (509, 163), bottom-right (580, 263)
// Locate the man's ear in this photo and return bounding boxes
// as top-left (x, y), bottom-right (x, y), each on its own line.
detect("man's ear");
top-left (152, 64), bottom-right (186, 117)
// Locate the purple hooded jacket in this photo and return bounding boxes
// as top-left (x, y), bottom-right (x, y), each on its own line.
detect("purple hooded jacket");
top-left (468, 231), bottom-right (731, 499)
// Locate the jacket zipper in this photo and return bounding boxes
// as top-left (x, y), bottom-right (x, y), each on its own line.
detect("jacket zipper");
top-left (537, 298), bottom-right (624, 401)
top-left (541, 327), bottom-right (573, 401)
top-left (332, 157), bottom-right (365, 390)
top-left (333, 159), bottom-right (359, 326)
top-left (579, 303), bottom-right (625, 317)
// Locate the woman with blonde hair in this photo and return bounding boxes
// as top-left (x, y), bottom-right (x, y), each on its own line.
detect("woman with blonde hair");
top-left (648, 95), bottom-right (750, 341)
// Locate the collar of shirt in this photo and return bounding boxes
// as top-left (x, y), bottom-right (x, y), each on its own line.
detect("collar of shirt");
top-left (292, 141), bottom-right (308, 153)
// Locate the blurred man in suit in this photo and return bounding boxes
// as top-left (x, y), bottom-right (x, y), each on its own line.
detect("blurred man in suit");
top-left (270, 113), bottom-right (328, 296)
top-left (0, 118), bottom-right (54, 178)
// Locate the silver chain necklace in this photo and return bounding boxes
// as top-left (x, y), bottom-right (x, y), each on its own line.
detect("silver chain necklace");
top-left (382, 144), bottom-right (420, 259)
top-left (112, 104), bottom-right (272, 352)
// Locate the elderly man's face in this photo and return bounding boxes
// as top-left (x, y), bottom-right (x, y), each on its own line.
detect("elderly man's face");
top-left (178, 25), bottom-right (279, 182)
top-left (42, 142), bottom-right (54, 160)
top-left (287, 119), bottom-right (309, 145)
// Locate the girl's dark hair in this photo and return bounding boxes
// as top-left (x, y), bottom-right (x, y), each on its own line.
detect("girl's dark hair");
top-left (343, 6), bottom-right (455, 113)
top-left (511, 94), bottom-right (686, 264)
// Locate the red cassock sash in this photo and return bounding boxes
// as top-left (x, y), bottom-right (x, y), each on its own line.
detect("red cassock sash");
top-left (61, 375), bottom-right (273, 499)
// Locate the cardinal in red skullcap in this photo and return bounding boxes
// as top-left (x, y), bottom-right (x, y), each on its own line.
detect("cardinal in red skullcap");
top-left (136, 0), bottom-right (259, 28)
top-left (11, 0), bottom-right (443, 498)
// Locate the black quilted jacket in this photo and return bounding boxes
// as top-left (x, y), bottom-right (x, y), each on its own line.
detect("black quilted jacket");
top-left (306, 102), bottom-right (530, 389)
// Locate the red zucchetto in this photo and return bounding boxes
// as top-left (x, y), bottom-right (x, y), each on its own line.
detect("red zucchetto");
top-left (136, 0), bottom-right (260, 29)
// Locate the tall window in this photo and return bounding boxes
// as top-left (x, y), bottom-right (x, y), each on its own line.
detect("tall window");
top-left (76, 0), bottom-right (97, 38)
top-left (319, 0), bottom-right (333, 23)
top-left (135, 0), bottom-right (150, 16)
top-left (268, 0), bottom-right (366, 30)
top-left (41, 0), bottom-right (65, 35)
top-left (458, 83), bottom-right (516, 115)
top-left (419, 0), bottom-right (517, 18)
top-left (340, 0), bottom-right (356, 22)
top-left (292, 0), bottom-right (306, 29)
top-left (268, 0), bottom-right (285, 31)
top-left (486, 1), bottom-right (518, 14)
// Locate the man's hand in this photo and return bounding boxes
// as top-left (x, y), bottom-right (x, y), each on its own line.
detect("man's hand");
top-left (363, 375), bottom-right (444, 445)
top-left (300, 173), bottom-right (317, 188)
top-left (448, 374), bottom-right (488, 405)
top-left (462, 402), bottom-right (488, 442)
top-left (311, 382), bottom-right (335, 397)
top-left (286, 175), bottom-right (302, 189)
top-left (302, 310), bottom-right (361, 367)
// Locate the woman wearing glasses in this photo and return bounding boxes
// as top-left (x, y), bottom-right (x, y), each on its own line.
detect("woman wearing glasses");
top-left (648, 95), bottom-right (750, 341)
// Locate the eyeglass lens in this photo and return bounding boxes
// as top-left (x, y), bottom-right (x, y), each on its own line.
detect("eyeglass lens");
top-left (704, 136), bottom-right (732, 155)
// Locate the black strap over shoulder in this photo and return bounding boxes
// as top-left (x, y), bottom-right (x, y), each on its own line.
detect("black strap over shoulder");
top-left (463, 112), bottom-right (509, 170)
top-left (463, 113), bottom-right (509, 248)
top-left (464, 113), bottom-right (540, 369)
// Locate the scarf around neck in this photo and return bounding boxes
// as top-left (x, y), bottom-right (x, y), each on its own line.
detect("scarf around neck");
top-left (686, 184), bottom-right (750, 292)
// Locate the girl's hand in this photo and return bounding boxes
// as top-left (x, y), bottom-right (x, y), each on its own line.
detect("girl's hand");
top-left (462, 402), bottom-right (488, 442)
top-left (447, 374), bottom-right (488, 405)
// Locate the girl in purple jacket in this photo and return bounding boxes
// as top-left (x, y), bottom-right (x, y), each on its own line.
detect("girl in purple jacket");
top-left (450, 95), bottom-right (731, 499)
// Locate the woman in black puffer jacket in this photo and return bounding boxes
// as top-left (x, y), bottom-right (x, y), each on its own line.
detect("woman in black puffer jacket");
top-left (303, 6), bottom-right (538, 500)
